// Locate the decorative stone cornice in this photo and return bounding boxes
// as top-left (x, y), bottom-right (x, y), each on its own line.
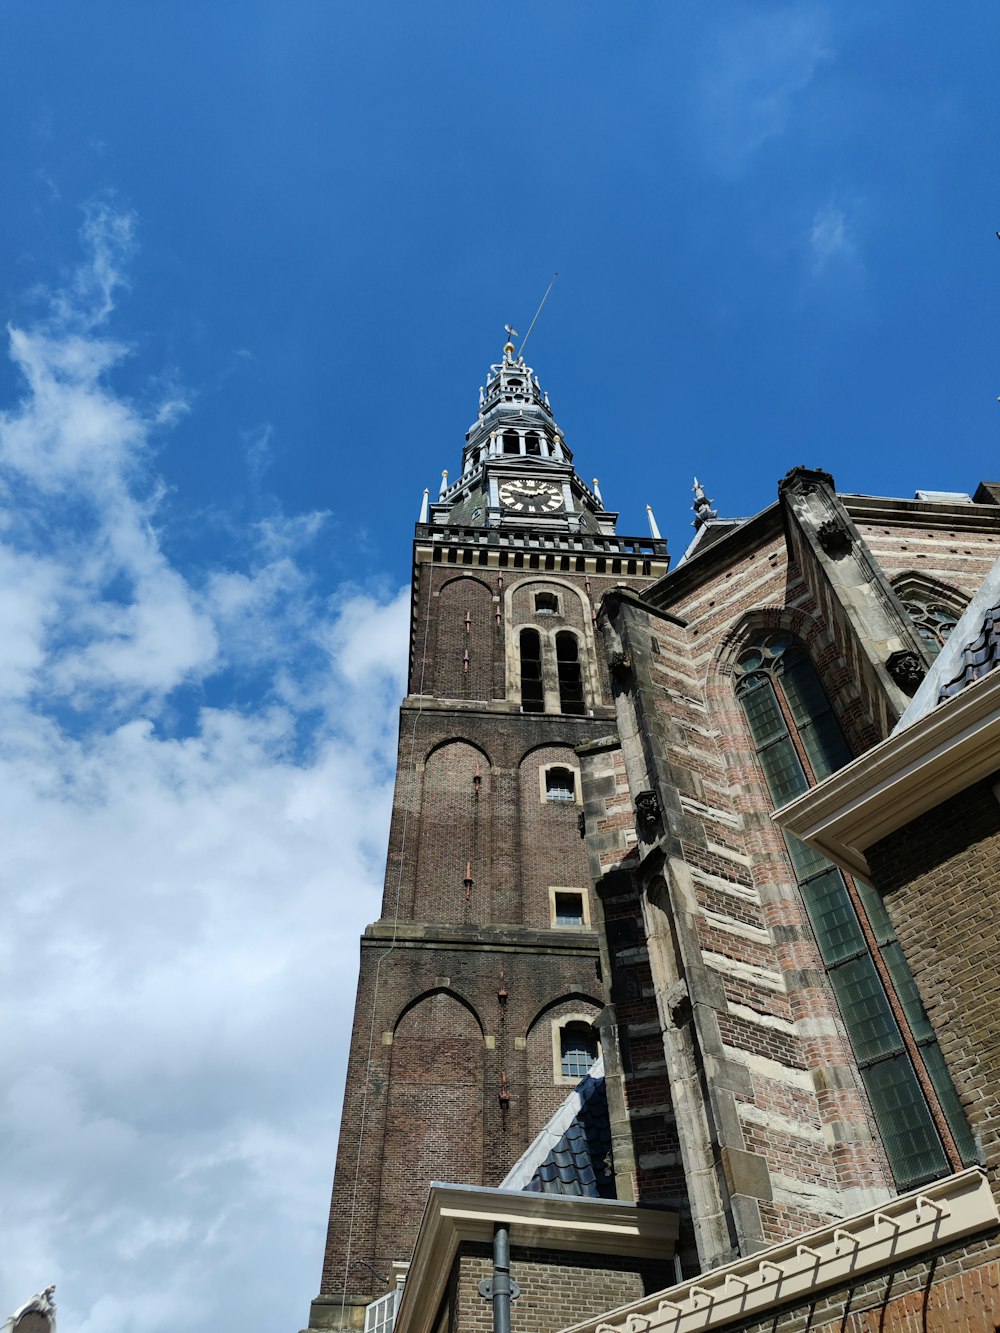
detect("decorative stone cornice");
top-left (394, 1184), bottom-right (678, 1333)
top-left (773, 669), bottom-right (1000, 880)
top-left (562, 1169), bottom-right (997, 1333)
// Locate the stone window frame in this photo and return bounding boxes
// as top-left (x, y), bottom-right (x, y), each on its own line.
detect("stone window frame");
top-left (548, 886), bottom-right (590, 929)
top-left (538, 762), bottom-right (582, 805)
top-left (551, 1012), bottom-right (601, 1085)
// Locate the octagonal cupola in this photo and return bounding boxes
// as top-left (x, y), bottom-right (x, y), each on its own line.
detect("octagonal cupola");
top-left (460, 335), bottom-right (572, 477)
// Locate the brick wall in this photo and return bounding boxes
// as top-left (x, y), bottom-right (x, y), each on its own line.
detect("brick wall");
top-left (320, 555), bottom-right (663, 1311)
top-left (867, 778), bottom-right (1000, 1173)
top-left (452, 1241), bottom-right (675, 1333)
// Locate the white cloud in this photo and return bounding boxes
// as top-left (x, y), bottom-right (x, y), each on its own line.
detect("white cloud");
top-left (808, 201), bottom-right (862, 275)
top-left (0, 210), bottom-right (408, 1331)
top-left (697, 5), bottom-right (834, 172)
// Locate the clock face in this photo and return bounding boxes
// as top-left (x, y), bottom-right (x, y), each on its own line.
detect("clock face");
top-left (498, 478), bottom-right (565, 514)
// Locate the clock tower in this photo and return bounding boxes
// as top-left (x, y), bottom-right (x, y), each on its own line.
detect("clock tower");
top-left (304, 338), bottom-right (668, 1333)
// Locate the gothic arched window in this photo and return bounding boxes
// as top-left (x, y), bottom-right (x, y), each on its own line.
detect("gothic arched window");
top-left (556, 632), bottom-right (586, 715)
top-left (900, 595), bottom-right (959, 658)
top-left (734, 630), bottom-right (975, 1189)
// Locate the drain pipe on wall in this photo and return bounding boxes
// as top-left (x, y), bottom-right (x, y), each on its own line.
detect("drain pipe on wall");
top-left (478, 1223), bottom-right (521, 1333)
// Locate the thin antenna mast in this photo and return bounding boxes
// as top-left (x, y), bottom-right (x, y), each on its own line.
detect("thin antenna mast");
top-left (517, 273), bottom-right (558, 359)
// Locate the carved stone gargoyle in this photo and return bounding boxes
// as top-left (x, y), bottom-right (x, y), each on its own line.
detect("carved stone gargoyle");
top-left (635, 789), bottom-right (661, 833)
top-left (816, 518), bottom-right (853, 558)
top-left (886, 649), bottom-right (925, 696)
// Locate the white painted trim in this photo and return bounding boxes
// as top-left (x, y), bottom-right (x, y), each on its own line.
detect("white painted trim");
top-left (562, 1168), bottom-right (997, 1333)
top-left (394, 1183), bottom-right (678, 1333)
top-left (774, 668), bottom-right (1000, 880)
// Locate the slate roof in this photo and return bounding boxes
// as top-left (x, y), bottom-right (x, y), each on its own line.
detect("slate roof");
top-left (938, 601), bottom-right (1000, 702)
top-left (499, 1057), bottom-right (615, 1199)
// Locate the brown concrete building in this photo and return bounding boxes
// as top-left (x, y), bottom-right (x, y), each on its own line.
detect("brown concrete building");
top-left (301, 346), bottom-right (1000, 1333)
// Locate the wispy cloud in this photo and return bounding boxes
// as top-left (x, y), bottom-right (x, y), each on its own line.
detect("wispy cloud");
top-left (697, 5), bottom-right (834, 173)
top-left (808, 200), bottom-right (862, 275)
top-left (0, 210), bottom-right (407, 1331)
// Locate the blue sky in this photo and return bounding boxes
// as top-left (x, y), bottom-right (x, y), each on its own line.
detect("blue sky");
top-left (0, 3), bottom-right (998, 1331)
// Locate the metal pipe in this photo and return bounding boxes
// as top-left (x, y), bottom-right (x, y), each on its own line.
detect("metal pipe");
top-left (492, 1223), bottom-right (512, 1333)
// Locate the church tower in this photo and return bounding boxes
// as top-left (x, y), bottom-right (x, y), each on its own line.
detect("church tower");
top-left (306, 338), bottom-right (668, 1333)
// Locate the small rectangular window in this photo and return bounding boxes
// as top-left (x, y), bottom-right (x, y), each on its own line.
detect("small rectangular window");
top-left (545, 767), bottom-right (576, 801)
top-left (535, 591), bottom-right (559, 615)
top-left (553, 890), bottom-right (585, 927)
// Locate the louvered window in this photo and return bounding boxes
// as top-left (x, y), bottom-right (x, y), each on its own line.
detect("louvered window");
top-left (556, 632), bottom-right (586, 715)
top-left (520, 628), bottom-right (544, 713)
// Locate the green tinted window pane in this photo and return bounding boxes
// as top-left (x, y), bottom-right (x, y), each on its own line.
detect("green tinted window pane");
top-left (785, 832), bottom-right (829, 882)
top-left (780, 656), bottom-right (853, 776)
top-left (921, 1040), bottom-right (978, 1166)
top-left (800, 712), bottom-right (854, 779)
top-left (779, 653), bottom-right (827, 726)
top-left (861, 1054), bottom-right (948, 1188)
top-left (801, 869), bottom-right (866, 965)
top-left (758, 738), bottom-right (808, 805)
top-left (740, 678), bottom-right (789, 749)
top-left (881, 942), bottom-right (934, 1043)
top-left (855, 879), bottom-right (896, 944)
top-left (829, 955), bottom-right (902, 1063)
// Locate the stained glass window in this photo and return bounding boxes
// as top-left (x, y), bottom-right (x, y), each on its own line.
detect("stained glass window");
top-left (734, 631), bottom-right (974, 1188)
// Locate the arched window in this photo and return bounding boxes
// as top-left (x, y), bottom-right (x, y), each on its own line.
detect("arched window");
top-left (560, 1022), bottom-right (598, 1078)
top-left (525, 432), bottom-right (542, 456)
top-left (520, 629), bottom-right (544, 713)
top-left (734, 630), bottom-right (975, 1189)
top-left (545, 767), bottom-right (576, 802)
top-left (556, 632), bottom-right (586, 715)
top-left (900, 595), bottom-right (959, 658)
top-left (502, 431), bottom-right (520, 455)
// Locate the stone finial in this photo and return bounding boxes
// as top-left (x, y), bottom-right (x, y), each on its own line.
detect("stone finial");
top-left (418, 488), bottom-right (429, 523)
top-left (438, 469), bottom-right (449, 501)
top-left (4, 1286), bottom-right (57, 1333)
top-left (646, 505), bottom-right (662, 540)
top-left (692, 477), bottom-right (718, 529)
top-left (592, 478), bottom-right (604, 506)
top-left (778, 465), bottom-right (836, 498)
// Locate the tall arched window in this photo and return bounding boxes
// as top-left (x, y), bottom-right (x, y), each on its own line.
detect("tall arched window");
top-left (734, 630), bottom-right (975, 1189)
top-left (556, 632), bottom-right (586, 715)
top-left (520, 629), bottom-right (544, 713)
